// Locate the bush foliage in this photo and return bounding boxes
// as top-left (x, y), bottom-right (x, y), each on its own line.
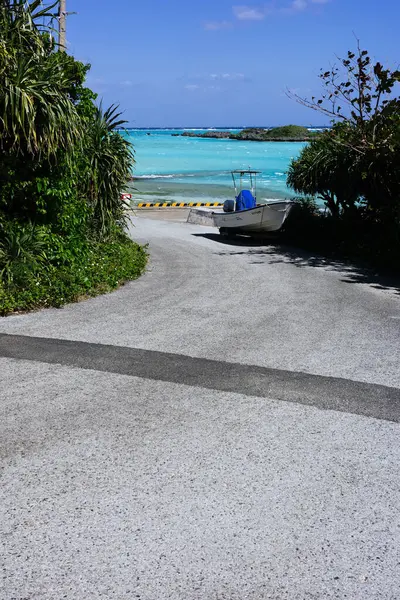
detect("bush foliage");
top-left (265, 125), bottom-right (311, 139)
top-left (287, 46), bottom-right (400, 269)
top-left (232, 125), bottom-right (314, 141)
top-left (0, 230), bottom-right (147, 316)
top-left (0, 1), bottom-right (146, 315)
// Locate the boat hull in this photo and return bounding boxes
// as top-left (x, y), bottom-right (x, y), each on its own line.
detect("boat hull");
top-left (213, 201), bottom-right (294, 234)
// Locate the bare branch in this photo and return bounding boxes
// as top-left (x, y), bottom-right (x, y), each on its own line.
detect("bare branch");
top-left (285, 88), bottom-right (347, 121)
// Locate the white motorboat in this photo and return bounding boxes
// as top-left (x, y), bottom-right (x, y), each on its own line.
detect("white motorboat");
top-left (213, 170), bottom-right (294, 236)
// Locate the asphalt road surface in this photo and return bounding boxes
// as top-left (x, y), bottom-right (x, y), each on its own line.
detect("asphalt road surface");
top-left (1, 214), bottom-right (400, 600)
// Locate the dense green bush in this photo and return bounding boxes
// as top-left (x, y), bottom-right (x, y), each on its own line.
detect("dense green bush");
top-left (287, 126), bottom-right (362, 217)
top-left (0, 1), bottom-right (146, 315)
top-left (265, 125), bottom-right (311, 139)
top-left (233, 125), bottom-right (314, 141)
top-left (283, 199), bottom-right (400, 270)
top-left (0, 224), bottom-right (147, 315)
top-left (287, 46), bottom-right (400, 270)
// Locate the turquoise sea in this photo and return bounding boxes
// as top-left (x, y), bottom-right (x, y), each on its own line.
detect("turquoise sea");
top-left (123, 129), bottom-right (307, 205)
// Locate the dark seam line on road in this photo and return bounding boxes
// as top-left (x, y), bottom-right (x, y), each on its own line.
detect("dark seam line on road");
top-left (1, 332), bottom-right (400, 423)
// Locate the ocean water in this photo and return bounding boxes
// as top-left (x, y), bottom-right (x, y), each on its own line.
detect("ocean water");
top-left (123, 129), bottom-right (307, 204)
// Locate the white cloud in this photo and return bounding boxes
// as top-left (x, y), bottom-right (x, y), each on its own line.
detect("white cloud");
top-left (186, 73), bottom-right (247, 83)
top-left (182, 73), bottom-right (249, 93)
top-left (120, 80), bottom-right (133, 86)
top-left (228, 0), bottom-right (331, 22)
top-left (209, 73), bottom-right (246, 80)
top-left (204, 20), bottom-right (232, 30)
top-left (284, 0), bottom-right (331, 13)
top-left (233, 5), bottom-right (266, 20)
top-left (226, 73), bottom-right (246, 80)
top-left (291, 0), bottom-right (307, 10)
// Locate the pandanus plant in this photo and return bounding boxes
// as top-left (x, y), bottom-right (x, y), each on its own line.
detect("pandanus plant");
top-left (84, 104), bottom-right (135, 236)
top-left (0, 0), bottom-right (80, 158)
top-left (0, 0), bottom-right (135, 237)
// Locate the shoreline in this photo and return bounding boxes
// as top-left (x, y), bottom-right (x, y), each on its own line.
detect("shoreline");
top-left (126, 179), bottom-right (290, 205)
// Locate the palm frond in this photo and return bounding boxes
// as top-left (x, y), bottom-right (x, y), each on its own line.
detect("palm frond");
top-left (82, 104), bottom-right (135, 236)
top-left (0, 1), bottom-right (81, 157)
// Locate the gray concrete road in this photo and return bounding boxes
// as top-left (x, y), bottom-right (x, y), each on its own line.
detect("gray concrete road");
top-left (1, 216), bottom-right (399, 386)
top-left (1, 215), bottom-right (400, 599)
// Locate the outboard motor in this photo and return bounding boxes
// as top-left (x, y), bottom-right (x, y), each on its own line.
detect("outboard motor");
top-left (223, 199), bottom-right (235, 212)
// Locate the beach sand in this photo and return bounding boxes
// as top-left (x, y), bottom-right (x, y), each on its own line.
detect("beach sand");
top-left (131, 208), bottom-right (191, 223)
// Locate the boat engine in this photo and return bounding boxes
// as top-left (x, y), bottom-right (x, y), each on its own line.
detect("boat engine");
top-left (223, 199), bottom-right (235, 212)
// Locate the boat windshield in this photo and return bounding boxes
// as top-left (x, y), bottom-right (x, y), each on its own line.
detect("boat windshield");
top-left (231, 170), bottom-right (260, 208)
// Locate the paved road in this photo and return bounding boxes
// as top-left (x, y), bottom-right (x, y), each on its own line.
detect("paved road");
top-left (1, 215), bottom-right (400, 599)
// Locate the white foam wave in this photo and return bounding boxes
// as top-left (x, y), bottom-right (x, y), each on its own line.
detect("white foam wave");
top-left (134, 172), bottom-right (201, 180)
top-left (134, 174), bottom-right (175, 179)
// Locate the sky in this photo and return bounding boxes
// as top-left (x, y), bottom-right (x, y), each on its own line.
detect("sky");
top-left (66, 0), bottom-right (398, 127)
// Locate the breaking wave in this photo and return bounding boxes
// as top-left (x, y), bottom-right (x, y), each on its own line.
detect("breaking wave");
top-left (133, 174), bottom-right (175, 179)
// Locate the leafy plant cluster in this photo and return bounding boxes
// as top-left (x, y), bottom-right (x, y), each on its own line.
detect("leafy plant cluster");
top-left (286, 46), bottom-right (400, 268)
top-left (0, 1), bottom-right (146, 315)
top-left (236, 125), bottom-right (315, 141)
top-left (0, 221), bottom-right (147, 315)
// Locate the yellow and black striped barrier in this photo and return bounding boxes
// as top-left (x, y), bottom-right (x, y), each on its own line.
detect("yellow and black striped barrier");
top-left (135, 201), bottom-right (224, 209)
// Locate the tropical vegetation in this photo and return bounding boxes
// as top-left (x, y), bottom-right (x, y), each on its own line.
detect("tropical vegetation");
top-left (0, 0), bottom-right (146, 315)
top-left (286, 46), bottom-right (400, 268)
top-left (180, 124), bottom-right (316, 141)
top-left (236, 125), bottom-right (315, 141)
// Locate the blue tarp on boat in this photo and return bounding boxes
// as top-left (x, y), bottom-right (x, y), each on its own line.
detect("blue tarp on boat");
top-left (236, 189), bottom-right (256, 211)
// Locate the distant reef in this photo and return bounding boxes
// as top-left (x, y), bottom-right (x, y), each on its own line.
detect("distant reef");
top-left (172, 125), bottom-right (318, 142)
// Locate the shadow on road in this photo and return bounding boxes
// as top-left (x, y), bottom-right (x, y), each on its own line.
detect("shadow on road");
top-left (192, 233), bottom-right (400, 295)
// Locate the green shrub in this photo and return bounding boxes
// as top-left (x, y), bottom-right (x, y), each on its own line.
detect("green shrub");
top-left (0, 220), bottom-right (47, 284)
top-left (286, 46), bottom-right (400, 268)
top-left (265, 125), bottom-right (311, 139)
top-left (0, 227), bottom-right (147, 316)
top-left (233, 125), bottom-right (313, 141)
top-left (0, 1), bottom-right (144, 316)
top-left (282, 197), bottom-right (400, 270)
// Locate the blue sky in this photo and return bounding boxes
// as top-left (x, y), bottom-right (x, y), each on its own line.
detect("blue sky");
top-left (66, 0), bottom-right (398, 127)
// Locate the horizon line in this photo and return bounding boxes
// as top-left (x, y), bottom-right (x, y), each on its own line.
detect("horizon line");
top-left (123, 124), bottom-right (332, 129)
